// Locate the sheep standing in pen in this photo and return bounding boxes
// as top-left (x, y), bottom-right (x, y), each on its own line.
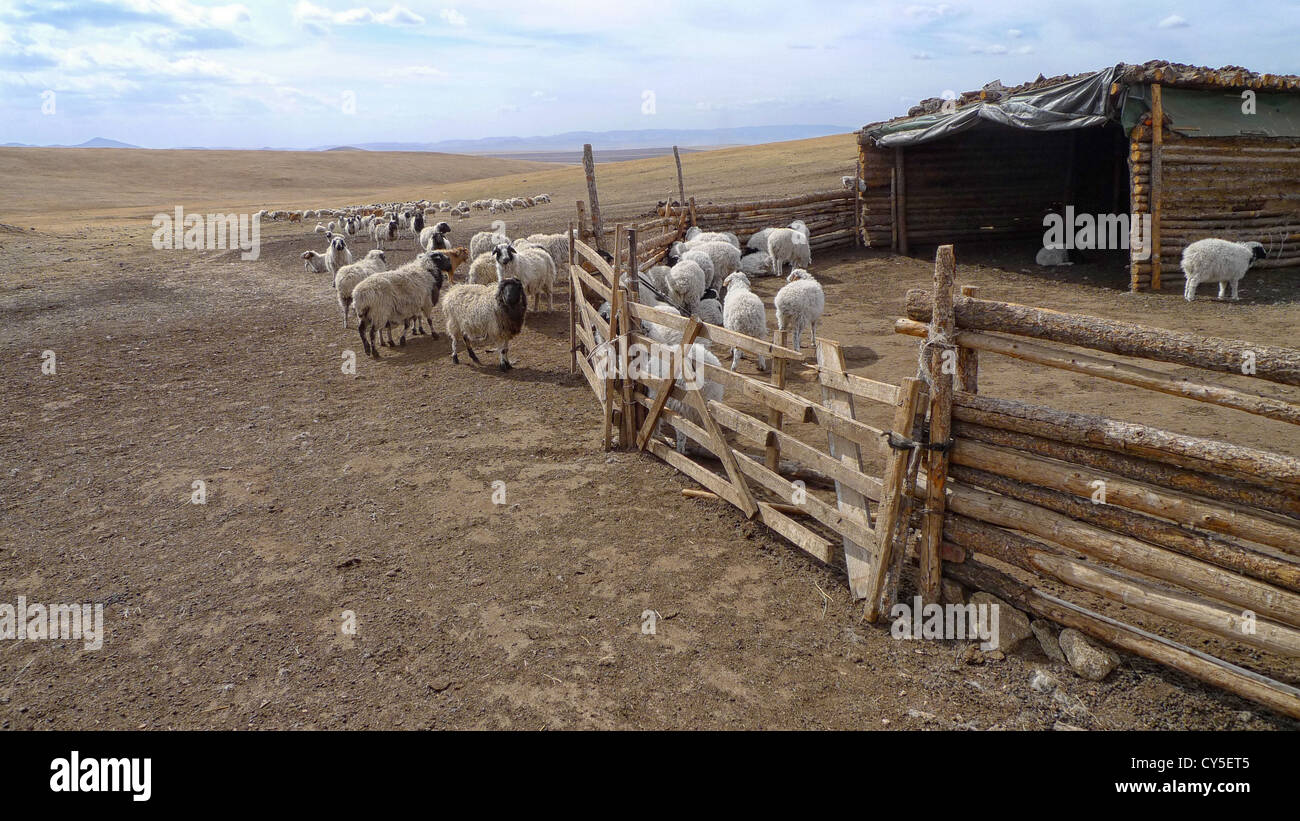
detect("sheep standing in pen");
top-left (443, 278), bottom-right (528, 371)
top-left (767, 227), bottom-right (812, 278)
top-left (466, 251), bottom-right (498, 285)
top-left (665, 259), bottom-right (707, 312)
top-left (644, 342), bottom-right (725, 456)
top-left (354, 251), bottom-right (454, 358)
top-left (682, 239), bottom-right (741, 291)
top-left (470, 229), bottom-right (508, 260)
top-left (694, 288), bottom-right (724, 327)
top-left (524, 233), bottom-right (572, 274)
top-left (684, 227), bottom-right (740, 248)
top-left (333, 249), bottom-right (388, 328)
top-left (1181, 238), bottom-right (1267, 302)
top-left (668, 247), bottom-right (716, 293)
top-left (493, 242), bottom-right (557, 311)
top-left (774, 268), bottom-right (824, 350)
top-left (720, 273), bottom-right (768, 371)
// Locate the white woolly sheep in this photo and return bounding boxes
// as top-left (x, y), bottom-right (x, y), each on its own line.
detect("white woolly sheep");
top-left (740, 249), bottom-right (774, 278)
top-left (694, 288), bottom-right (724, 328)
top-left (493, 242), bottom-right (557, 311)
top-left (470, 230), bottom-right (508, 260)
top-left (524, 232), bottom-right (572, 273)
top-left (333, 249), bottom-right (388, 328)
top-left (466, 251), bottom-right (498, 285)
top-left (665, 259), bottom-right (707, 311)
top-left (442, 278), bottom-right (529, 371)
top-left (720, 272), bottom-right (769, 371)
top-left (684, 228), bottom-right (740, 249)
top-left (354, 251), bottom-right (454, 358)
top-left (682, 240), bottom-right (741, 290)
top-left (672, 248), bottom-right (716, 292)
top-left (1181, 238), bottom-right (1267, 301)
top-left (774, 268), bottom-right (824, 350)
top-left (767, 227), bottom-right (812, 278)
top-left (1035, 247), bottom-right (1073, 266)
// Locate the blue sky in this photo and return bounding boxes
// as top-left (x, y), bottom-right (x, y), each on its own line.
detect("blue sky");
top-left (1, 0), bottom-right (1297, 148)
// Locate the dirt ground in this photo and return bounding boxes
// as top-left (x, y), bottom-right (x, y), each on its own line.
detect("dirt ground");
top-left (1, 138), bottom-right (1298, 730)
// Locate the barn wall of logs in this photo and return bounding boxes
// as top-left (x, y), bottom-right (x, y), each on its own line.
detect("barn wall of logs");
top-left (1130, 120), bottom-right (1300, 292)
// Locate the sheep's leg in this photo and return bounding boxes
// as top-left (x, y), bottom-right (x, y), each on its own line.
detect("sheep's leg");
top-left (462, 336), bottom-right (482, 364)
top-left (731, 347), bottom-right (741, 370)
top-left (759, 354), bottom-right (768, 373)
top-left (341, 299), bottom-right (351, 329)
top-left (358, 319), bottom-right (371, 357)
top-left (1218, 281), bottom-right (1228, 300)
top-left (811, 320), bottom-right (819, 347)
top-left (676, 431), bottom-right (688, 455)
top-left (498, 341), bottom-right (513, 372)
top-left (425, 311), bottom-right (439, 340)
top-left (1232, 278), bottom-right (1241, 301)
top-left (1184, 278), bottom-right (1197, 302)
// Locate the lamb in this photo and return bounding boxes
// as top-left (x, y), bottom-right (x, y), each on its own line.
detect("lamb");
top-left (669, 248), bottom-right (716, 292)
top-left (325, 234), bottom-right (352, 274)
top-left (665, 259), bottom-right (707, 311)
top-left (720, 272), bottom-right (769, 371)
top-left (442, 278), bottom-right (529, 371)
top-left (493, 242), bottom-right (557, 311)
top-left (694, 288), bottom-right (724, 328)
top-left (301, 250), bottom-right (330, 273)
top-left (333, 249), bottom-right (387, 328)
top-left (644, 342), bottom-right (725, 455)
top-left (470, 229), bottom-right (508, 259)
top-left (774, 268), bottom-right (824, 350)
top-left (748, 220), bottom-right (809, 252)
top-left (1181, 238), bottom-right (1267, 301)
top-left (354, 251), bottom-right (454, 358)
top-left (767, 227), bottom-right (812, 278)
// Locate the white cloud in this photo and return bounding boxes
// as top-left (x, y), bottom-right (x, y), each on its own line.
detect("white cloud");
top-left (439, 9), bottom-right (467, 27)
top-left (911, 52), bottom-right (933, 60)
top-left (903, 4), bottom-right (954, 21)
top-left (969, 43), bottom-right (1008, 55)
top-left (1006, 28), bottom-right (1022, 38)
top-left (1013, 45), bottom-right (1033, 55)
top-left (292, 2), bottom-right (424, 29)
top-left (1158, 14), bottom-right (1189, 28)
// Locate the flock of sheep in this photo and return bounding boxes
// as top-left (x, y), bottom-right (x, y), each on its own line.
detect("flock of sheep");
top-left (256, 192), bottom-right (551, 226)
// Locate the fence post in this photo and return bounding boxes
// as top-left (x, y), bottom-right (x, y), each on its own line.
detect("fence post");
top-left (568, 221), bottom-right (577, 375)
top-left (625, 227), bottom-right (640, 442)
top-left (957, 284), bottom-right (979, 393)
top-left (920, 245), bottom-right (956, 605)
top-left (766, 329), bottom-right (787, 471)
top-left (583, 144), bottom-right (605, 253)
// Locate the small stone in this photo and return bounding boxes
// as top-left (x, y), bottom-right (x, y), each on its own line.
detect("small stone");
top-left (1059, 628), bottom-right (1119, 681)
top-left (429, 676), bottom-right (452, 693)
top-left (1031, 619), bottom-right (1066, 663)
top-left (970, 592), bottom-right (1032, 651)
top-left (960, 644), bottom-right (985, 665)
top-left (1236, 711), bottom-right (1252, 723)
top-left (985, 649), bottom-right (1004, 662)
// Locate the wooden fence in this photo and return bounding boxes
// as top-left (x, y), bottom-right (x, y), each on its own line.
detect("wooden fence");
top-left (567, 222), bottom-right (1300, 718)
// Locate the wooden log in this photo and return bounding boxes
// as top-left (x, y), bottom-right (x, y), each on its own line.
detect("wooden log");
top-left (903, 291), bottom-right (1300, 387)
top-left (956, 285), bottom-right (979, 393)
top-left (893, 319), bottom-right (1300, 426)
top-left (919, 245), bottom-right (956, 605)
top-left (873, 376), bottom-right (926, 617)
top-left (673, 145), bottom-right (686, 208)
top-left (944, 481), bottom-right (1300, 628)
top-left (1151, 83), bottom-right (1164, 291)
top-left (955, 421), bottom-right (1300, 521)
top-left (951, 392), bottom-right (1300, 491)
top-left (942, 559), bottom-right (1300, 719)
top-left (767, 329), bottom-right (788, 471)
top-left (682, 488), bottom-right (807, 516)
top-left (895, 148), bottom-right (909, 255)
top-left (582, 144), bottom-right (605, 253)
top-left (568, 222), bottom-right (576, 375)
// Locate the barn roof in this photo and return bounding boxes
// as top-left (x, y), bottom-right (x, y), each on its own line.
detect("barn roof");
top-left (864, 61), bottom-right (1300, 148)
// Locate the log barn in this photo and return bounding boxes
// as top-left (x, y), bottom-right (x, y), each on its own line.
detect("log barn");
top-left (856, 61), bottom-right (1300, 292)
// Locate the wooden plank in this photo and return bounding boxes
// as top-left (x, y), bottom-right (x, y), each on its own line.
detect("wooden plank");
top-left (801, 366), bottom-right (901, 405)
top-left (869, 376), bottom-right (925, 620)
top-left (636, 320), bottom-right (703, 451)
top-left (757, 503), bottom-right (835, 565)
top-left (957, 285), bottom-right (979, 393)
top-left (646, 438), bottom-right (746, 510)
top-left (572, 261), bottom-right (612, 300)
top-left (626, 301), bottom-right (804, 361)
top-left (817, 337), bottom-right (879, 601)
top-left (682, 379), bottom-right (758, 518)
top-left (767, 329), bottom-right (788, 471)
top-left (732, 450), bottom-right (875, 547)
top-left (568, 222), bottom-right (576, 374)
top-left (919, 245), bottom-right (956, 605)
top-left (1151, 84), bottom-right (1164, 291)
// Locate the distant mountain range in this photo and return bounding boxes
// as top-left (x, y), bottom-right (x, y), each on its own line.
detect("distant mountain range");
top-left (2, 125), bottom-right (851, 153)
top-left (2, 136), bottom-right (141, 148)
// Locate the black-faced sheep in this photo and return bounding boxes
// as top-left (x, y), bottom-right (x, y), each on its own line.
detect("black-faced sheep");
top-left (1181, 238), bottom-right (1267, 301)
top-left (493, 242), bottom-right (557, 311)
top-left (443, 278), bottom-right (528, 371)
top-left (354, 251), bottom-right (454, 358)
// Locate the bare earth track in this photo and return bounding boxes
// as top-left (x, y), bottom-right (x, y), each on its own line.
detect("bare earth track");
top-left (1, 136), bottom-right (1297, 730)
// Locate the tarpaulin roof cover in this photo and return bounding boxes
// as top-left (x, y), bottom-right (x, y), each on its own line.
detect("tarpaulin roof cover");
top-left (867, 67), bottom-right (1123, 147)
top-left (1122, 84), bottom-right (1300, 138)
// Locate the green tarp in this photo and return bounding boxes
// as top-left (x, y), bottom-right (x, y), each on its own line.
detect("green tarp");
top-left (1121, 84), bottom-right (1300, 138)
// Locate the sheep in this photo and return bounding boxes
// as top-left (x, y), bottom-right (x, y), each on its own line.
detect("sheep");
top-left (420, 225), bottom-right (451, 250)
top-left (669, 248), bottom-right (716, 292)
top-left (373, 217), bottom-right (399, 249)
top-left (524, 232), bottom-right (571, 273)
top-left (325, 234), bottom-right (352, 274)
top-left (643, 265), bottom-right (671, 295)
top-left (443, 278), bottom-right (528, 371)
top-left (493, 242), bottom-right (557, 311)
top-left (748, 220), bottom-right (808, 252)
top-left (301, 250), bottom-right (330, 273)
top-left (333, 249), bottom-right (387, 328)
top-left (466, 251), bottom-right (498, 285)
top-left (665, 259), bottom-right (706, 311)
top-left (354, 251), bottom-right (454, 357)
top-left (1181, 238), bottom-right (1267, 301)
top-left (720, 272), bottom-right (768, 371)
top-left (313, 222), bottom-right (331, 235)
top-left (774, 268), bottom-right (824, 351)
top-left (681, 240), bottom-right (740, 291)
top-left (409, 212), bottom-right (425, 246)
top-left (842, 175), bottom-right (855, 189)
top-left (767, 227), bottom-right (812, 278)
top-left (694, 288), bottom-right (724, 328)
top-left (684, 228), bottom-right (741, 249)
top-left (470, 229), bottom-right (508, 259)
top-left (1035, 247), bottom-right (1073, 266)
top-left (644, 342), bottom-right (724, 455)
top-left (740, 248), bottom-right (774, 278)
